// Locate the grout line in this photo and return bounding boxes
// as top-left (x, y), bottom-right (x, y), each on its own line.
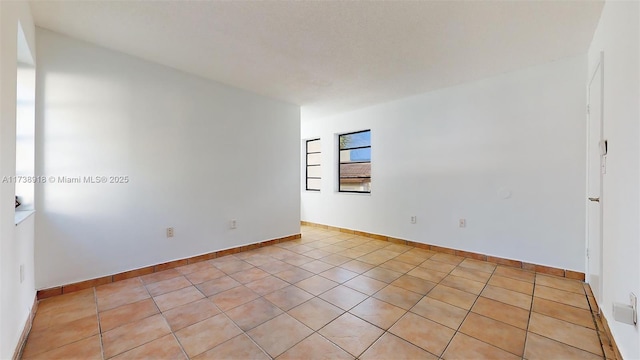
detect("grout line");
top-left (93, 287), bottom-right (106, 360)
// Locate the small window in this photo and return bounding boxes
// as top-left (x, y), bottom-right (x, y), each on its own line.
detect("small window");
top-left (339, 130), bottom-right (371, 193)
top-left (306, 139), bottom-right (321, 191)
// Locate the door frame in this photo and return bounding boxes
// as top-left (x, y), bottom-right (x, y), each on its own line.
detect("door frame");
top-left (586, 51), bottom-right (604, 309)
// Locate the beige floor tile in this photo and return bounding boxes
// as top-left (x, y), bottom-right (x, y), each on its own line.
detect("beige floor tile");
top-left (450, 267), bottom-right (492, 283)
top-left (289, 244), bottom-right (315, 254)
top-left (140, 270), bottom-right (181, 285)
top-left (459, 313), bottom-right (526, 356)
top-left (488, 274), bottom-right (533, 295)
top-left (379, 259), bottom-right (416, 273)
top-left (534, 285), bottom-right (589, 310)
top-left (112, 334), bottom-right (186, 360)
top-left (384, 243), bottom-right (412, 253)
top-left (212, 259), bottom-right (254, 274)
top-left (102, 314), bottom-right (171, 358)
top-left (195, 275), bottom-right (241, 297)
top-left (176, 261), bottom-right (215, 275)
top-left (524, 332), bottom-right (603, 360)
top-left (210, 285), bottom-right (260, 311)
top-left (493, 266), bottom-right (535, 283)
top-left (185, 267), bottom-right (225, 284)
top-left (288, 297), bottom-right (344, 330)
top-left (96, 280), bottom-right (151, 312)
top-left (263, 285), bottom-right (314, 311)
top-left (300, 259), bottom-right (334, 273)
top-left (442, 333), bottom-right (520, 360)
top-left (390, 274), bottom-right (436, 295)
top-left (440, 275), bottom-right (486, 295)
top-left (208, 254), bottom-right (240, 265)
top-left (428, 285), bottom-right (478, 310)
top-left (319, 285), bottom-right (368, 310)
top-left (194, 334), bottom-right (269, 360)
top-left (343, 275), bottom-right (387, 295)
top-left (350, 297), bottom-right (406, 329)
top-left (339, 260), bottom-right (375, 273)
top-left (319, 313), bottom-right (384, 357)
top-left (35, 288), bottom-right (94, 315)
top-left (32, 289), bottom-right (96, 331)
top-left (410, 297), bottom-right (468, 330)
top-left (357, 253), bottom-right (388, 266)
top-left (373, 285), bottom-right (423, 310)
top-left (360, 332), bottom-right (438, 360)
top-left (394, 253), bottom-right (429, 266)
top-left (458, 258), bottom-right (496, 273)
top-left (145, 276), bottom-right (192, 297)
top-left (321, 253), bottom-right (352, 266)
top-left (528, 312), bottom-right (602, 356)
top-left (536, 274), bottom-right (585, 294)
top-left (295, 275), bottom-right (339, 295)
top-left (99, 298), bottom-right (159, 332)
top-left (23, 334), bottom-right (101, 360)
top-left (259, 260), bottom-right (296, 274)
top-left (341, 248), bottom-right (371, 259)
top-left (153, 286), bottom-right (204, 312)
top-left (319, 244), bottom-right (346, 254)
top-left (229, 267), bottom-right (270, 284)
top-left (363, 267), bottom-right (403, 283)
top-left (319, 267), bottom-right (358, 283)
top-left (275, 267), bottom-right (315, 283)
top-left (245, 275), bottom-right (289, 295)
top-left (163, 298), bottom-right (220, 331)
top-left (407, 267), bottom-right (448, 283)
top-left (278, 333), bottom-right (354, 360)
top-left (352, 244), bottom-right (381, 254)
top-left (283, 254), bottom-right (315, 266)
top-left (226, 298), bottom-right (283, 330)
top-left (175, 313), bottom-right (243, 358)
top-left (481, 285), bottom-right (531, 310)
top-left (430, 253), bottom-right (464, 266)
top-left (305, 249), bottom-right (332, 259)
top-left (389, 312), bottom-right (455, 356)
top-left (471, 296), bottom-right (529, 330)
top-left (532, 297), bottom-right (595, 328)
top-left (248, 313), bottom-right (313, 358)
top-left (22, 315), bottom-right (99, 358)
top-left (419, 259), bottom-right (457, 273)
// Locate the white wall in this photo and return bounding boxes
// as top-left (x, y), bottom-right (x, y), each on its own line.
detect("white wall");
top-left (588, 1), bottom-right (640, 358)
top-left (35, 29), bottom-right (300, 289)
top-left (302, 55), bottom-right (587, 272)
top-left (0, 1), bottom-right (37, 358)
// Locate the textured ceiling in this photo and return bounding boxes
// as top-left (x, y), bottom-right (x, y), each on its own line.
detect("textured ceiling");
top-left (29, 1), bottom-right (604, 119)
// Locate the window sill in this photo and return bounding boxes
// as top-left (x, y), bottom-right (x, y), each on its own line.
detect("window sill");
top-left (337, 191), bottom-right (372, 196)
top-left (15, 209), bottom-right (35, 226)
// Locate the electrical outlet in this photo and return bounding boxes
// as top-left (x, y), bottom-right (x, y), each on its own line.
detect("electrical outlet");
top-left (19, 264), bottom-right (24, 283)
top-left (166, 227), bottom-right (174, 238)
top-left (410, 216), bottom-right (417, 224)
top-left (230, 219), bottom-right (237, 229)
top-left (459, 219), bottom-right (466, 228)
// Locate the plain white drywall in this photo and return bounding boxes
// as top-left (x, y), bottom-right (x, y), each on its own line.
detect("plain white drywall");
top-left (34, 29), bottom-right (300, 289)
top-left (588, 1), bottom-right (640, 357)
top-left (302, 55), bottom-right (587, 272)
top-left (0, 1), bottom-right (37, 358)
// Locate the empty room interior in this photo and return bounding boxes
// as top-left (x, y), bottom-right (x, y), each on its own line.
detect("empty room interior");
top-left (1, 0), bottom-right (639, 359)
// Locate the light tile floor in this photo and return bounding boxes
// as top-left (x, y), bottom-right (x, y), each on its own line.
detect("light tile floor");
top-left (22, 226), bottom-right (609, 359)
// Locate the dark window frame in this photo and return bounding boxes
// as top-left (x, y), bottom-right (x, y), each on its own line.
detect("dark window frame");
top-left (306, 138), bottom-right (321, 191)
top-left (338, 130), bottom-right (371, 193)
